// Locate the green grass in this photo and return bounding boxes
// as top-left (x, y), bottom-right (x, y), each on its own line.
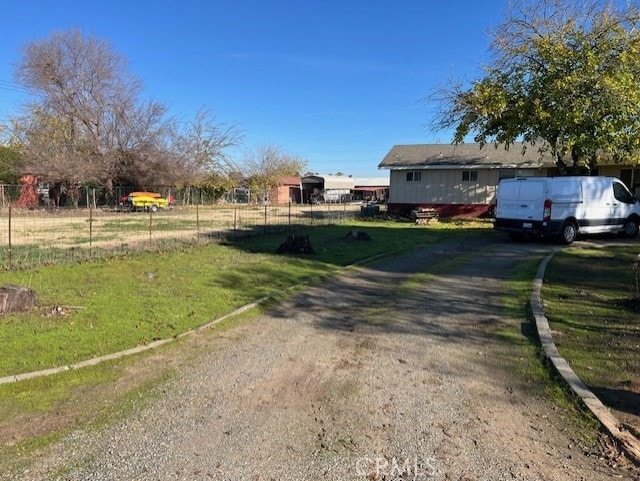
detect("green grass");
top-left (542, 246), bottom-right (640, 395)
top-left (0, 237), bottom-right (219, 270)
top-left (0, 219), bottom-right (494, 377)
top-left (0, 244), bottom-right (318, 376)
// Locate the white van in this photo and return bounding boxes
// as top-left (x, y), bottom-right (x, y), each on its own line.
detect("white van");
top-left (494, 176), bottom-right (640, 244)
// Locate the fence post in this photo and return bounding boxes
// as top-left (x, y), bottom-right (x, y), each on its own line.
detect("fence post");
top-left (234, 204), bottom-right (237, 233)
top-left (288, 201), bottom-right (291, 232)
top-left (196, 202), bottom-right (200, 242)
top-left (7, 204), bottom-right (12, 270)
top-left (310, 201), bottom-right (313, 226)
top-left (89, 199), bottom-right (93, 258)
top-left (264, 204), bottom-right (268, 235)
top-left (148, 209), bottom-right (153, 250)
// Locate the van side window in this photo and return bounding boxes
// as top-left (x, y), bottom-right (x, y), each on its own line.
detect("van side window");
top-left (613, 182), bottom-right (635, 204)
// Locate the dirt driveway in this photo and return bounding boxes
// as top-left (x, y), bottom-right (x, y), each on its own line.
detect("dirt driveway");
top-left (9, 237), bottom-right (638, 480)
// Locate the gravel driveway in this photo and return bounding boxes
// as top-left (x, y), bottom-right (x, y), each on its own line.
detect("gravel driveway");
top-left (10, 236), bottom-right (637, 480)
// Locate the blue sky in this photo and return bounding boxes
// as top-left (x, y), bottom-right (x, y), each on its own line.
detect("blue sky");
top-left (0, 1), bottom-right (507, 178)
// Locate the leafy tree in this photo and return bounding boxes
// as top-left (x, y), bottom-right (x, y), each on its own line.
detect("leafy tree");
top-left (433, 0), bottom-right (640, 172)
top-left (179, 169), bottom-right (243, 204)
top-left (0, 144), bottom-right (22, 185)
top-left (0, 126), bottom-right (23, 185)
top-left (242, 144), bottom-right (306, 202)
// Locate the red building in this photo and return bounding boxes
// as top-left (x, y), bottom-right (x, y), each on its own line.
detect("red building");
top-left (269, 176), bottom-right (302, 204)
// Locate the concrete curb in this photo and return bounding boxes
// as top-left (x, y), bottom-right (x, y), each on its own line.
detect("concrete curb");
top-left (532, 251), bottom-right (640, 465)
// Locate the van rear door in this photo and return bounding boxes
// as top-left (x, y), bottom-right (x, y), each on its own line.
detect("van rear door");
top-left (516, 180), bottom-right (545, 221)
top-left (495, 180), bottom-right (520, 219)
top-left (495, 179), bottom-right (546, 234)
top-left (496, 178), bottom-right (545, 220)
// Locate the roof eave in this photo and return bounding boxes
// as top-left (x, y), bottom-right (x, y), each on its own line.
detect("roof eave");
top-left (379, 163), bottom-right (548, 170)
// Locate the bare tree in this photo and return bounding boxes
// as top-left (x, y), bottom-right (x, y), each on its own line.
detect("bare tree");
top-left (12, 29), bottom-right (172, 197)
top-left (170, 108), bottom-right (243, 203)
top-left (105, 96), bottom-right (174, 188)
top-left (171, 108), bottom-right (242, 182)
top-left (242, 143), bottom-right (306, 202)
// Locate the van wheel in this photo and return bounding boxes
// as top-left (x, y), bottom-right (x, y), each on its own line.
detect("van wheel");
top-left (559, 221), bottom-right (577, 245)
top-left (623, 218), bottom-right (639, 238)
top-left (150, 204), bottom-right (158, 213)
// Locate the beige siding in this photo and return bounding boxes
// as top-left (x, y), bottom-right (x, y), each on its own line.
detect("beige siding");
top-left (599, 165), bottom-right (623, 177)
top-left (390, 169), bottom-right (499, 204)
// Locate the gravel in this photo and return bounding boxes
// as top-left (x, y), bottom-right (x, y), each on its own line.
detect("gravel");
top-left (6, 236), bottom-right (637, 480)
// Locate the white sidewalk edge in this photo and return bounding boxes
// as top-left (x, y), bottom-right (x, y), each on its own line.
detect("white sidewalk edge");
top-left (0, 297), bottom-right (270, 386)
top-left (532, 251), bottom-right (640, 464)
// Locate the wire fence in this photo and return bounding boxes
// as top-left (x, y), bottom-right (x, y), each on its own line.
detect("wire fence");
top-left (0, 183), bottom-right (248, 209)
top-left (0, 200), bottom-right (383, 270)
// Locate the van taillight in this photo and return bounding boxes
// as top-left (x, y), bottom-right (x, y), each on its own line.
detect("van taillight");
top-left (543, 199), bottom-right (552, 222)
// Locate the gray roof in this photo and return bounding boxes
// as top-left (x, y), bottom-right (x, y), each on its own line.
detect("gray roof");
top-left (379, 143), bottom-right (555, 170)
top-left (354, 176), bottom-right (389, 187)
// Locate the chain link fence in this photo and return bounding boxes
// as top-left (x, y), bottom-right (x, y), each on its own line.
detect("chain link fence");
top-left (0, 185), bottom-right (382, 269)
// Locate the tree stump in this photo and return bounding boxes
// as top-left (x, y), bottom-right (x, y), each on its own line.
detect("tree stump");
top-left (276, 235), bottom-right (315, 254)
top-left (0, 284), bottom-right (36, 316)
top-left (344, 230), bottom-right (372, 241)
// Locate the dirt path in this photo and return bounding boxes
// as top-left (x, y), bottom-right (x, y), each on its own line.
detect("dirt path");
top-left (9, 238), bottom-right (638, 480)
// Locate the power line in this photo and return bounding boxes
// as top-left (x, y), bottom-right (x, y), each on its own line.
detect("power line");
top-left (299, 148), bottom-right (385, 154)
top-left (0, 79), bottom-right (29, 94)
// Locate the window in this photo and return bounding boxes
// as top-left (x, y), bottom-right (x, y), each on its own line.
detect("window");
top-left (498, 170), bottom-right (516, 182)
top-left (406, 171), bottom-right (422, 182)
top-left (613, 181), bottom-right (635, 204)
top-left (462, 171), bottom-right (478, 182)
top-left (620, 168), bottom-right (640, 191)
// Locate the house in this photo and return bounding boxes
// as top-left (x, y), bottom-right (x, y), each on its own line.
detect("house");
top-left (380, 143), bottom-right (640, 217)
top-left (301, 175), bottom-right (356, 203)
top-left (601, 164), bottom-right (640, 196)
top-left (379, 143), bottom-right (558, 216)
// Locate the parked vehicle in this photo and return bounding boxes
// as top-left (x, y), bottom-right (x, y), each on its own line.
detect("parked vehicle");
top-left (125, 192), bottom-right (171, 212)
top-left (494, 176), bottom-right (640, 244)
